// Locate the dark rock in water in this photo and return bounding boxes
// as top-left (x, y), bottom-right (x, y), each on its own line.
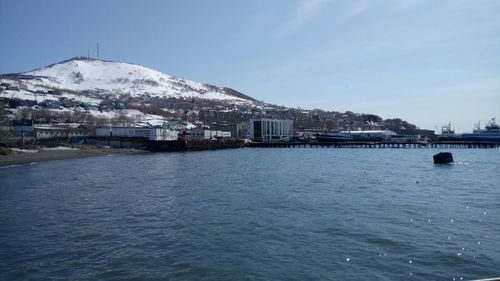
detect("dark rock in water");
top-left (433, 152), bottom-right (454, 164)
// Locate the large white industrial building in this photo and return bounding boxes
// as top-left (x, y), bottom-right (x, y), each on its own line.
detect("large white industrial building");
top-left (249, 118), bottom-right (293, 142)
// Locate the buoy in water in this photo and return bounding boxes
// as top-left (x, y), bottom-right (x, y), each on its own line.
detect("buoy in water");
top-left (433, 152), bottom-right (454, 164)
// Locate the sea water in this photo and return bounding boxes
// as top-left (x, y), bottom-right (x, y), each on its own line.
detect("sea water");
top-left (1, 148), bottom-right (499, 280)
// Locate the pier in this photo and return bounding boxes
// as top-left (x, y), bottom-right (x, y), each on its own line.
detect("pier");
top-left (86, 136), bottom-right (244, 151)
top-left (247, 141), bottom-right (500, 149)
top-left (85, 136), bottom-right (499, 151)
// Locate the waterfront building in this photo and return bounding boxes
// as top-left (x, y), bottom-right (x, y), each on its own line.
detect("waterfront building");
top-left (12, 119), bottom-right (34, 137)
top-left (34, 126), bottom-right (85, 140)
top-left (96, 127), bottom-right (178, 141)
top-left (249, 118), bottom-right (293, 142)
top-left (163, 119), bottom-right (185, 131)
top-left (9, 121), bottom-right (85, 143)
top-left (189, 128), bottom-right (232, 140)
top-left (211, 123), bottom-right (239, 140)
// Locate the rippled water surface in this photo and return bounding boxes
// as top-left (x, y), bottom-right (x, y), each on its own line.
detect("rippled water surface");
top-left (1, 148), bottom-right (499, 280)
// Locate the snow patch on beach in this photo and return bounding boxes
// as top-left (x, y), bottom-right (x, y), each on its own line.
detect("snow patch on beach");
top-left (41, 146), bottom-right (79, 151)
top-left (10, 148), bottom-right (39, 153)
top-left (9, 146), bottom-right (79, 153)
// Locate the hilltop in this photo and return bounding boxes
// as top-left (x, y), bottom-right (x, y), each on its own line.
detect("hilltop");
top-left (1, 56), bottom-right (256, 104)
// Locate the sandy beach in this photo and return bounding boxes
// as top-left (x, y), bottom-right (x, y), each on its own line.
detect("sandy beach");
top-left (0, 145), bottom-right (148, 167)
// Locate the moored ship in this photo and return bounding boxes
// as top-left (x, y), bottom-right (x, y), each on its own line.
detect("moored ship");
top-left (461, 118), bottom-right (500, 143)
top-left (437, 122), bottom-right (462, 141)
top-left (315, 132), bottom-right (353, 143)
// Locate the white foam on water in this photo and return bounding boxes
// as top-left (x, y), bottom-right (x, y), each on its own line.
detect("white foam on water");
top-left (0, 164), bottom-right (21, 169)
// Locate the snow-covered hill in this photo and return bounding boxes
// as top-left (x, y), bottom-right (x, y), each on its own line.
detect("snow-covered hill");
top-left (0, 57), bottom-right (256, 103)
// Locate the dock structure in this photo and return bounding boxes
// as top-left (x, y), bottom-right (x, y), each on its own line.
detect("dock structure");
top-left (86, 136), bottom-right (499, 151)
top-left (248, 141), bottom-right (500, 149)
top-left (86, 136), bottom-right (244, 151)
top-left (147, 139), bottom-right (244, 152)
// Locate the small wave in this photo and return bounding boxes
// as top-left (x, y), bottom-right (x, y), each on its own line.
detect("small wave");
top-left (0, 164), bottom-right (21, 169)
top-left (365, 236), bottom-right (409, 249)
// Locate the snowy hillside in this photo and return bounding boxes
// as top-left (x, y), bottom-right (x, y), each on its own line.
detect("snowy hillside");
top-left (0, 57), bottom-right (256, 103)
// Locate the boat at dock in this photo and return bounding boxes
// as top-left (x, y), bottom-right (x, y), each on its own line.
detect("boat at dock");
top-left (437, 122), bottom-right (462, 141)
top-left (461, 118), bottom-right (500, 143)
top-left (315, 132), bottom-right (353, 143)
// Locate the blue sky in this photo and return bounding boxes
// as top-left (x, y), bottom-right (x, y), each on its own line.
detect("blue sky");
top-left (1, 0), bottom-right (499, 132)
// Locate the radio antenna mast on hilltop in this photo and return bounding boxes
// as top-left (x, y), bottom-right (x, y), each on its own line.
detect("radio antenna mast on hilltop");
top-left (97, 42), bottom-right (100, 59)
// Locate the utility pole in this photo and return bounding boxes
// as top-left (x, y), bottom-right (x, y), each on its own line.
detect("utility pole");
top-left (97, 42), bottom-right (99, 59)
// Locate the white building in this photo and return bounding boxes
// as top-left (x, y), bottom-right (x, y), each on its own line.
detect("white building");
top-left (249, 118), bottom-right (293, 142)
top-left (189, 128), bottom-right (232, 140)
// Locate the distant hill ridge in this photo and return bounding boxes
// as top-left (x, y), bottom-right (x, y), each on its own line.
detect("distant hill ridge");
top-left (0, 57), bottom-right (426, 134)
